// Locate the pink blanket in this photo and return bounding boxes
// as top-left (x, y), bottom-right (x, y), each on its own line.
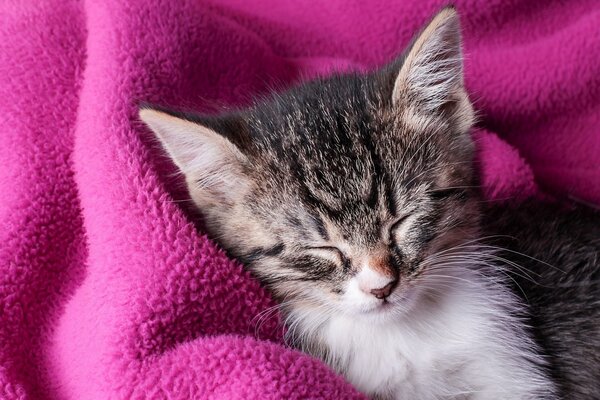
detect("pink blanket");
top-left (1, 0), bottom-right (598, 398)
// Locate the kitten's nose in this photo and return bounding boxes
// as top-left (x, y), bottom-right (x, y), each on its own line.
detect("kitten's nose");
top-left (370, 280), bottom-right (397, 299)
top-left (357, 267), bottom-right (398, 299)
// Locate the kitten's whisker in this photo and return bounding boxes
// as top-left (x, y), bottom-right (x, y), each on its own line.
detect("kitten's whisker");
top-left (468, 244), bottom-right (565, 274)
top-left (425, 258), bottom-right (533, 301)
top-left (425, 255), bottom-right (541, 286)
top-left (424, 235), bottom-right (517, 259)
top-left (417, 270), bottom-right (478, 286)
top-left (424, 240), bottom-right (562, 288)
top-left (432, 253), bottom-right (541, 279)
top-left (252, 300), bottom-right (297, 337)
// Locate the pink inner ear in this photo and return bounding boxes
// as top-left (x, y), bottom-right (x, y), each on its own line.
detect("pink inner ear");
top-left (473, 128), bottom-right (540, 202)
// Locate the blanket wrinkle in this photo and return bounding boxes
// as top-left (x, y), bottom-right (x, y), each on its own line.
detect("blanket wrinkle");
top-left (0, 0), bottom-right (598, 399)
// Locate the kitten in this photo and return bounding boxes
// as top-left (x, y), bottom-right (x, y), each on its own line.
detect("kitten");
top-left (140, 7), bottom-right (600, 400)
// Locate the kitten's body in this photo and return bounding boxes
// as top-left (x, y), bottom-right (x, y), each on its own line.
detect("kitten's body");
top-left (485, 205), bottom-right (600, 399)
top-left (141, 8), bottom-right (599, 400)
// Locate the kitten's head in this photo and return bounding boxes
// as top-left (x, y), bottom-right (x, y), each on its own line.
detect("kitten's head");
top-left (141, 8), bottom-right (478, 321)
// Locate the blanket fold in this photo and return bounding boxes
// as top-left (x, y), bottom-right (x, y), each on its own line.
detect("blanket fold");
top-left (1, 0), bottom-right (598, 399)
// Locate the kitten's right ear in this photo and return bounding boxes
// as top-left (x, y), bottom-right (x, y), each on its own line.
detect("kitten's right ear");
top-left (139, 107), bottom-right (251, 206)
top-left (390, 7), bottom-right (473, 132)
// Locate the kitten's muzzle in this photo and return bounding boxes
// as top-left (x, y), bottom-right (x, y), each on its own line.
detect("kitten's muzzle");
top-left (356, 266), bottom-right (399, 300)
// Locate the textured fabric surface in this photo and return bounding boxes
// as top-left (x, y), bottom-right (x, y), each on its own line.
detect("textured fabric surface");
top-left (0, 0), bottom-right (598, 399)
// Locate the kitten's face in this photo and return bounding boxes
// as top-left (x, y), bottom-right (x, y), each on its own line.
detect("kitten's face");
top-left (141, 8), bottom-right (477, 321)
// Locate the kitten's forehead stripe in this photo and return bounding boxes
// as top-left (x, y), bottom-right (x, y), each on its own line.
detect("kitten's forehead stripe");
top-left (240, 243), bottom-right (285, 264)
top-left (356, 115), bottom-right (396, 217)
top-left (383, 174), bottom-right (398, 217)
top-left (311, 214), bottom-right (330, 241)
top-left (357, 119), bottom-right (382, 211)
top-left (365, 177), bottom-right (379, 209)
top-left (301, 182), bottom-right (342, 217)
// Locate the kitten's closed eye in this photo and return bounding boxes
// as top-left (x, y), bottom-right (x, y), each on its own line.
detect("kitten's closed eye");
top-left (389, 215), bottom-right (411, 233)
top-left (387, 215), bottom-right (411, 244)
top-left (306, 246), bottom-right (350, 271)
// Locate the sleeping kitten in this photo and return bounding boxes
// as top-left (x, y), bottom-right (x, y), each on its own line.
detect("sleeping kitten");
top-left (140, 7), bottom-right (600, 400)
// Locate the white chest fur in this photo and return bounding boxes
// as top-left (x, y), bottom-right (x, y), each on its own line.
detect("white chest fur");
top-left (299, 280), bottom-right (556, 400)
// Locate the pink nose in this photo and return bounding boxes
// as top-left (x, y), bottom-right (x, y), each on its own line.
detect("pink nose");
top-left (369, 280), bottom-right (397, 299)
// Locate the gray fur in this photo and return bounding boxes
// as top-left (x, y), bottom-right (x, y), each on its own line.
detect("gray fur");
top-left (483, 204), bottom-right (600, 399)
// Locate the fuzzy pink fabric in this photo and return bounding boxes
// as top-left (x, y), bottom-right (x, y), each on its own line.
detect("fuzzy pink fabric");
top-left (1, 0), bottom-right (598, 399)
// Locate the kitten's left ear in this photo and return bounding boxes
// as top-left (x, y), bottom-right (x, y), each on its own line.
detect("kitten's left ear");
top-left (139, 107), bottom-right (251, 207)
top-left (392, 7), bottom-right (474, 131)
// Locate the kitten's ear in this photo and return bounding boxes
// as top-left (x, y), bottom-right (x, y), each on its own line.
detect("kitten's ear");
top-left (392, 7), bottom-right (473, 129)
top-left (139, 107), bottom-right (251, 206)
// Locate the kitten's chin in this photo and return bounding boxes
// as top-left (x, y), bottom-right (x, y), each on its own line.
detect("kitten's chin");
top-left (342, 285), bottom-right (421, 323)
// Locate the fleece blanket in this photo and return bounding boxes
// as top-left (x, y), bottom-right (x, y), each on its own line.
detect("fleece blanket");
top-left (1, 0), bottom-right (599, 399)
